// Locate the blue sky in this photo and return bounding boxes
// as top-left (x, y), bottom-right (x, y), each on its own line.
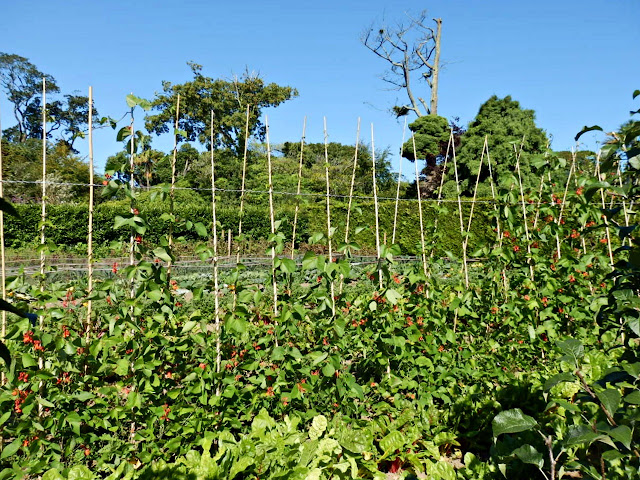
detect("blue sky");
top-left (0, 0), bottom-right (638, 175)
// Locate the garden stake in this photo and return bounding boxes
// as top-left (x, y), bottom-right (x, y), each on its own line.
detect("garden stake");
top-left (391, 117), bottom-right (407, 245)
top-left (38, 78), bottom-right (47, 414)
top-left (464, 135), bottom-right (486, 259)
top-left (0, 105), bottom-right (5, 386)
top-left (411, 134), bottom-right (428, 280)
top-left (168, 94), bottom-right (180, 279)
top-left (451, 131), bottom-right (469, 289)
top-left (265, 117), bottom-right (279, 330)
top-left (555, 150), bottom-right (576, 259)
top-left (344, 118), bottom-right (361, 247)
top-left (324, 118), bottom-right (336, 312)
top-left (430, 130), bottom-right (454, 259)
top-left (595, 153), bottom-right (614, 266)
top-left (87, 87), bottom-right (94, 337)
top-left (237, 104), bottom-right (251, 263)
top-left (210, 111), bottom-right (221, 394)
top-left (484, 139), bottom-right (507, 298)
top-left (290, 116), bottom-right (306, 259)
top-left (371, 123), bottom-right (383, 291)
top-left (513, 138), bottom-right (534, 282)
top-left (227, 229), bottom-right (232, 257)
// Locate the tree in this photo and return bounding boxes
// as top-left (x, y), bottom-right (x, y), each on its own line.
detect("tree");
top-left (441, 96), bottom-right (549, 198)
top-left (362, 11), bottom-right (442, 117)
top-left (145, 63), bottom-right (298, 154)
top-left (0, 52), bottom-right (98, 149)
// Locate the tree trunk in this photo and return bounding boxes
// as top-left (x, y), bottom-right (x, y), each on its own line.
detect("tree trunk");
top-left (429, 18), bottom-right (442, 116)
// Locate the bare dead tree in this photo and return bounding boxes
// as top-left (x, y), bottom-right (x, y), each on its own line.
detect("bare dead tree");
top-left (362, 11), bottom-right (442, 117)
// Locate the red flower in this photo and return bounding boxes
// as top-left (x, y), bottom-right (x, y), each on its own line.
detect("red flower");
top-left (513, 245), bottom-right (520, 252)
top-left (112, 263), bottom-right (118, 274)
top-left (199, 363), bottom-right (207, 370)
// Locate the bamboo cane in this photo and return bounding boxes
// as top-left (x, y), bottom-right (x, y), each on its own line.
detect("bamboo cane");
top-left (290, 117), bottom-right (306, 259)
top-left (450, 132), bottom-right (469, 288)
top-left (237, 105), bottom-right (251, 263)
top-left (464, 137), bottom-right (486, 254)
top-left (555, 151), bottom-right (576, 259)
top-left (265, 116), bottom-right (278, 322)
top-left (0, 103), bottom-right (5, 386)
top-left (38, 78), bottom-right (47, 414)
top-left (168, 95), bottom-right (180, 278)
top-left (595, 153), bottom-right (614, 266)
top-left (227, 229), bottom-right (231, 257)
top-left (129, 104), bottom-right (135, 269)
top-left (344, 118), bottom-right (361, 246)
top-left (371, 123), bottom-right (382, 291)
top-left (430, 131), bottom-right (454, 258)
top-left (87, 87), bottom-right (94, 337)
top-left (513, 138), bottom-right (534, 281)
top-left (412, 134), bottom-right (428, 279)
top-left (210, 111), bottom-right (221, 395)
top-left (324, 118), bottom-right (336, 311)
top-left (391, 118), bottom-right (407, 245)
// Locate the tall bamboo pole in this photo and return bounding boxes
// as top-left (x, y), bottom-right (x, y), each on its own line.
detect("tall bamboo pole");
top-left (484, 139), bottom-right (508, 296)
top-left (0, 103), bottom-right (5, 386)
top-left (464, 138), bottom-right (486, 254)
top-left (430, 131), bottom-right (454, 258)
top-left (86, 87), bottom-right (94, 337)
top-left (324, 118), bottom-right (336, 311)
top-left (129, 103), bottom-right (135, 269)
top-left (513, 140), bottom-right (535, 282)
top-left (265, 116), bottom-right (278, 321)
top-left (595, 153), bottom-right (614, 266)
top-left (168, 95), bottom-right (180, 278)
top-left (210, 111), bottom-right (221, 395)
top-left (290, 117), bottom-right (306, 259)
top-left (450, 133), bottom-right (469, 288)
top-left (391, 118), bottom-right (408, 244)
top-left (40, 79), bottom-right (47, 282)
top-left (371, 124), bottom-right (382, 290)
top-left (555, 151), bottom-right (576, 259)
top-left (344, 118), bottom-right (361, 246)
top-left (237, 105), bottom-right (251, 263)
top-left (412, 134), bottom-right (428, 278)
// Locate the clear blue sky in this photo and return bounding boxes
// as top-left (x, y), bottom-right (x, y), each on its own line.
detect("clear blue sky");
top-left (0, 0), bottom-right (638, 176)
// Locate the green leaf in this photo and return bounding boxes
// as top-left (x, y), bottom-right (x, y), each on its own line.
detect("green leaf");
top-left (511, 444), bottom-right (543, 469)
top-left (633, 89), bottom-right (640, 100)
top-left (624, 390), bottom-right (640, 405)
top-left (544, 372), bottom-right (575, 392)
top-left (41, 469), bottom-right (65, 480)
top-left (229, 456), bottom-right (254, 480)
top-left (380, 430), bottom-right (404, 457)
top-left (596, 389), bottom-right (620, 417)
top-left (22, 352), bottom-right (37, 368)
top-left (322, 363), bottom-right (335, 377)
top-left (564, 424), bottom-right (601, 447)
top-left (67, 465), bottom-right (93, 480)
top-left (492, 409), bottom-right (537, 437)
top-left (385, 288), bottom-right (403, 305)
top-left (194, 222), bottom-right (208, 237)
top-left (0, 341), bottom-right (10, 368)
top-left (116, 126), bottom-right (131, 142)
top-left (226, 315), bottom-right (247, 334)
top-left (0, 438), bottom-right (20, 459)
top-left (279, 258), bottom-right (297, 274)
top-left (153, 247), bottom-right (172, 263)
top-left (0, 197), bottom-right (19, 218)
top-left (608, 425), bottom-right (632, 450)
top-left (115, 359), bottom-right (129, 376)
top-left (557, 338), bottom-right (584, 364)
top-left (575, 125), bottom-right (603, 141)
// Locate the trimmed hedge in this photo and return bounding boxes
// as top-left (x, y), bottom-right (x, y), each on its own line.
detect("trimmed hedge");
top-left (6, 199), bottom-right (496, 255)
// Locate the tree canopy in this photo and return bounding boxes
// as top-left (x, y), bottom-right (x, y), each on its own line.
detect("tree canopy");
top-left (0, 52), bottom-right (98, 150)
top-left (145, 63), bottom-right (298, 154)
top-left (440, 95), bottom-right (549, 198)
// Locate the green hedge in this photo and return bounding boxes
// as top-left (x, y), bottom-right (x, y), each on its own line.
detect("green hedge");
top-left (6, 199), bottom-right (496, 255)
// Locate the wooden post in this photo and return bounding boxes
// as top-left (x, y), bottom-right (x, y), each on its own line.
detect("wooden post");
top-left (210, 111), bottom-right (221, 395)
top-left (371, 123), bottom-right (382, 290)
top-left (391, 118), bottom-right (407, 244)
top-left (236, 105), bottom-right (251, 263)
top-left (290, 117), bottom-right (306, 259)
top-left (430, 131), bottom-right (454, 258)
top-left (595, 153), bottom-right (614, 266)
top-left (40, 79), bottom-right (47, 282)
top-left (344, 118), bottom-right (361, 246)
top-left (227, 229), bottom-right (232, 257)
top-left (86, 87), bottom-right (94, 337)
top-left (555, 150), bottom-right (576, 259)
top-left (464, 136), bottom-right (486, 257)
